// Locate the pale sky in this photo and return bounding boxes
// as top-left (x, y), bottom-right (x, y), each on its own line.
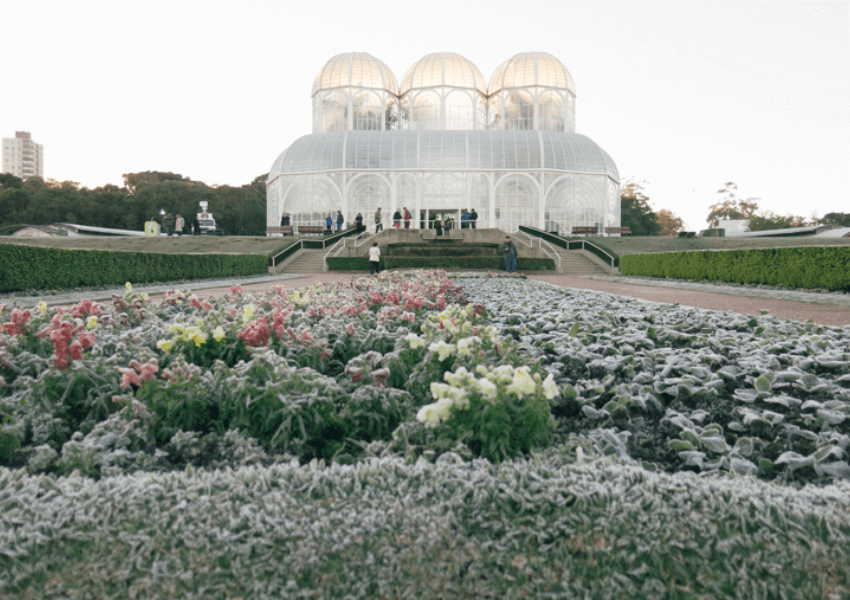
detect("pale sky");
top-left (3, 0), bottom-right (847, 230)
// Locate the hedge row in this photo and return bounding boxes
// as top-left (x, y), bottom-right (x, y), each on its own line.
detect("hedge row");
top-left (620, 245), bottom-right (850, 291)
top-left (326, 256), bottom-right (556, 271)
top-left (0, 244), bottom-right (268, 293)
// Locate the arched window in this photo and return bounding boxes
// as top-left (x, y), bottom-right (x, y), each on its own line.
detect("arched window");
top-left (445, 91), bottom-right (474, 130)
top-left (411, 91), bottom-right (441, 130)
top-left (538, 91), bottom-right (565, 132)
top-left (353, 91), bottom-right (382, 131)
top-left (504, 91), bottom-right (534, 130)
top-left (321, 92), bottom-right (348, 133)
top-left (495, 174), bottom-right (537, 231)
top-left (348, 175), bottom-right (391, 224)
top-left (282, 175), bottom-right (339, 228)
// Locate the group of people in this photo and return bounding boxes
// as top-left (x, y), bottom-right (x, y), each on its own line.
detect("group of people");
top-left (431, 209), bottom-right (477, 236)
top-left (372, 207), bottom-right (413, 233)
top-left (325, 211), bottom-right (345, 232)
top-left (160, 212), bottom-right (193, 236)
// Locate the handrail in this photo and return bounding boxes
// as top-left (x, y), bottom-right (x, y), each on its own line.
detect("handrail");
top-left (519, 225), bottom-right (619, 268)
top-left (270, 227), bottom-right (360, 268)
top-left (537, 238), bottom-right (561, 271)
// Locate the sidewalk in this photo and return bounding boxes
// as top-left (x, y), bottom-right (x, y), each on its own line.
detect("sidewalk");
top-left (2, 272), bottom-right (849, 327)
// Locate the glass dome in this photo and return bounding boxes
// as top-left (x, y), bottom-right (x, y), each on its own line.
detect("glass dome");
top-left (312, 52), bottom-right (399, 97)
top-left (489, 52), bottom-right (575, 96)
top-left (400, 52), bottom-right (487, 95)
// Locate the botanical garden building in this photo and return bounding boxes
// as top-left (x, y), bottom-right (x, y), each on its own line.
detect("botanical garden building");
top-left (266, 51), bottom-right (620, 234)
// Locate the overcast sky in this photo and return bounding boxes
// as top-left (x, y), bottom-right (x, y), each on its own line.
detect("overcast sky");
top-left (3, 0), bottom-right (847, 230)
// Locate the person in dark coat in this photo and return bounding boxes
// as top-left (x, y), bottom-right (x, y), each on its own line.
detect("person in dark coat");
top-left (393, 209), bottom-right (402, 229)
top-left (470, 209), bottom-right (478, 229)
top-left (435, 215), bottom-right (443, 237)
top-left (461, 210), bottom-right (470, 229)
top-left (500, 235), bottom-right (518, 273)
top-left (355, 213), bottom-right (364, 233)
top-left (325, 214), bottom-right (333, 233)
top-left (336, 211), bottom-right (344, 231)
top-left (403, 207), bottom-right (412, 229)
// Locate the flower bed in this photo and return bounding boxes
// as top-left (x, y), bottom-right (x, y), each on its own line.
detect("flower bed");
top-left (1, 272), bottom-right (850, 598)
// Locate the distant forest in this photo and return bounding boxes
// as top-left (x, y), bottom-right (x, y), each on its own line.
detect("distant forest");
top-left (0, 171), bottom-right (266, 236)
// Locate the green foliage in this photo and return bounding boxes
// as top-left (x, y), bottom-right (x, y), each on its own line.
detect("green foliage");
top-left (620, 179), bottom-right (660, 236)
top-left (0, 171), bottom-right (268, 235)
top-left (0, 243), bottom-right (267, 293)
top-left (621, 246), bottom-right (850, 291)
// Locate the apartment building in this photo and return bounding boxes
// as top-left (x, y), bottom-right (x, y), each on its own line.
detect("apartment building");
top-left (2, 131), bottom-right (44, 180)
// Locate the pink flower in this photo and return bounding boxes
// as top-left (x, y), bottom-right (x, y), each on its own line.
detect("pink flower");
top-left (120, 368), bottom-right (142, 388)
top-left (230, 285), bottom-right (243, 296)
top-left (190, 296), bottom-right (203, 310)
top-left (346, 324), bottom-right (356, 335)
top-left (371, 368), bottom-right (390, 387)
top-left (1, 308), bottom-right (32, 336)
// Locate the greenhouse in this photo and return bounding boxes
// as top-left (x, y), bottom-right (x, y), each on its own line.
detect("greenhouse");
top-left (267, 51), bottom-right (620, 234)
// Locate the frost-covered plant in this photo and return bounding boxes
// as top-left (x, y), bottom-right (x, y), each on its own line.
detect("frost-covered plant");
top-left (414, 365), bottom-right (556, 462)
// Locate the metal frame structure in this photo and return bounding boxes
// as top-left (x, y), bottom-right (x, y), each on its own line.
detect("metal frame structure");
top-left (268, 51), bottom-right (619, 236)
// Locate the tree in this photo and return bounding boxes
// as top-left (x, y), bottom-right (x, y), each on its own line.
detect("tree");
top-left (749, 211), bottom-right (806, 231)
top-left (706, 182), bottom-right (761, 227)
top-left (820, 212), bottom-right (850, 227)
top-left (656, 209), bottom-right (685, 236)
top-left (620, 178), bottom-right (660, 236)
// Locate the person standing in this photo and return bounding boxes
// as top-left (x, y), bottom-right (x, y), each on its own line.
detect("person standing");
top-left (325, 214), bottom-right (333, 233)
top-left (174, 214), bottom-right (185, 236)
top-left (445, 214), bottom-right (453, 232)
top-left (355, 213), bottom-right (364, 233)
top-left (500, 235), bottom-right (518, 273)
top-left (369, 242), bottom-right (381, 275)
top-left (393, 209), bottom-right (402, 229)
top-left (470, 208), bottom-right (478, 229)
top-left (403, 207), bottom-right (412, 229)
top-left (435, 214), bottom-right (443, 237)
top-left (461, 209), bottom-right (470, 229)
top-left (163, 212), bottom-right (175, 236)
top-left (336, 211), bottom-right (344, 231)
top-left (375, 208), bottom-right (383, 233)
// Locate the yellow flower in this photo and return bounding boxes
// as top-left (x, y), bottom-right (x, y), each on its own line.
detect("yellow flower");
top-left (37, 301), bottom-right (48, 313)
top-left (125, 282), bottom-right (132, 291)
top-left (188, 327), bottom-right (207, 347)
top-left (86, 316), bottom-right (98, 329)
top-left (156, 339), bottom-right (173, 353)
top-left (139, 293), bottom-right (149, 301)
top-left (242, 305), bottom-right (255, 323)
top-left (213, 326), bottom-right (226, 342)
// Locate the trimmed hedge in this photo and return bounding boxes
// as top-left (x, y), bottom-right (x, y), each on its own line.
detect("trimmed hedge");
top-left (0, 244), bottom-right (268, 293)
top-left (621, 246), bottom-right (850, 291)
top-left (326, 256), bottom-right (556, 271)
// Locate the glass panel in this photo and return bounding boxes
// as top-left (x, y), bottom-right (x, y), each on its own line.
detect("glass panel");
top-left (495, 174), bottom-right (537, 232)
top-left (321, 91), bottom-right (348, 133)
top-left (538, 91), bottom-right (565, 131)
top-left (505, 91), bottom-right (534, 130)
top-left (411, 91), bottom-right (440, 130)
top-left (445, 91), bottom-right (474, 130)
top-left (353, 91), bottom-right (381, 131)
top-left (282, 175), bottom-right (340, 228)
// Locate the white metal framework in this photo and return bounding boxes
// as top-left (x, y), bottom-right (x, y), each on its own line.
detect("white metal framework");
top-left (269, 51), bottom-right (619, 235)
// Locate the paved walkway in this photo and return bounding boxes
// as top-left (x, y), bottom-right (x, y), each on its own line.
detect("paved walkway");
top-left (3, 272), bottom-right (849, 327)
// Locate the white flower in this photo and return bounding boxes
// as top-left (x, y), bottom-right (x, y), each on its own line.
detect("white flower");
top-left (507, 367), bottom-right (536, 397)
top-left (430, 382), bottom-right (451, 400)
top-left (542, 374), bottom-right (558, 400)
top-left (444, 366), bottom-right (471, 387)
top-left (478, 378), bottom-right (498, 400)
top-left (404, 333), bottom-right (425, 349)
top-left (456, 337), bottom-right (476, 357)
top-left (416, 398), bottom-right (452, 428)
top-left (429, 341), bottom-right (456, 362)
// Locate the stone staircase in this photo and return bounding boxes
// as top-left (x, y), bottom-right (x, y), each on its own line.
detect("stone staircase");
top-left (548, 246), bottom-right (609, 276)
top-left (273, 249), bottom-right (327, 273)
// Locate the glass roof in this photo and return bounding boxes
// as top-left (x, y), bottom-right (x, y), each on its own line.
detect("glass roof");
top-left (489, 52), bottom-right (575, 95)
top-left (269, 130), bottom-right (617, 181)
top-left (312, 52), bottom-right (399, 96)
top-left (400, 52), bottom-right (488, 96)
